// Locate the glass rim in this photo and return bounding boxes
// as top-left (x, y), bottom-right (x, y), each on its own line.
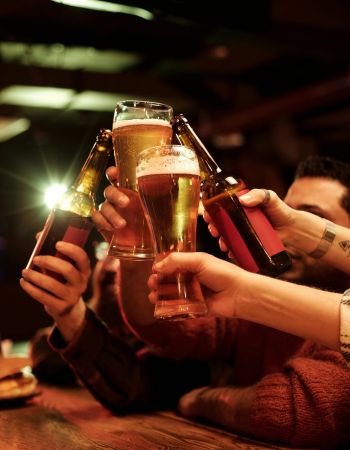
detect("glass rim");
top-left (115, 99), bottom-right (173, 112)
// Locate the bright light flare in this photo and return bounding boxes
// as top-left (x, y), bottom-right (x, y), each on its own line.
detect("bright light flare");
top-left (51, 0), bottom-right (154, 20)
top-left (44, 184), bottom-right (67, 209)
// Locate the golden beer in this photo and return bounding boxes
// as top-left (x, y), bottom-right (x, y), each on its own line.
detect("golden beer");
top-left (109, 101), bottom-right (173, 259)
top-left (113, 120), bottom-right (172, 190)
top-left (137, 145), bottom-right (208, 320)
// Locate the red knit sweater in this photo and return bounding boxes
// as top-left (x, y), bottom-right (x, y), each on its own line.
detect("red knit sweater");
top-left (128, 316), bottom-right (350, 448)
top-left (49, 304), bottom-right (350, 448)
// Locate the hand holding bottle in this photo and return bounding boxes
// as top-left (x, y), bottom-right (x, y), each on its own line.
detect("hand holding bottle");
top-left (20, 242), bottom-right (91, 342)
top-left (172, 115), bottom-right (291, 276)
top-left (26, 129), bottom-right (113, 282)
top-left (205, 188), bottom-right (297, 254)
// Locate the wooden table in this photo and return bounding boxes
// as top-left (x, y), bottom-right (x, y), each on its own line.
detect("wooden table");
top-left (0, 384), bottom-right (294, 449)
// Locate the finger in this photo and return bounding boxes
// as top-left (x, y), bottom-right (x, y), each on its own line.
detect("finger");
top-left (106, 166), bottom-right (119, 185)
top-left (148, 290), bottom-right (157, 305)
top-left (218, 237), bottom-right (228, 252)
top-left (147, 273), bottom-right (158, 290)
top-left (98, 199), bottom-right (126, 229)
top-left (103, 185), bottom-right (129, 209)
top-left (20, 277), bottom-right (60, 307)
top-left (239, 188), bottom-right (276, 207)
top-left (228, 251), bottom-right (235, 260)
top-left (30, 255), bottom-right (86, 292)
top-left (20, 277), bottom-right (73, 316)
top-left (91, 210), bottom-right (114, 240)
top-left (153, 252), bottom-right (210, 276)
top-left (208, 223), bottom-right (219, 238)
top-left (202, 210), bottom-right (212, 224)
top-left (21, 268), bottom-right (68, 300)
top-left (55, 242), bottom-right (91, 277)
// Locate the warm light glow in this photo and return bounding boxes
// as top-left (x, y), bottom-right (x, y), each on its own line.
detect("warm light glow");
top-left (1, 42), bottom-right (141, 73)
top-left (0, 86), bottom-right (74, 108)
top-left (0, 85), bottom-right (132, 111)
top-left (70, 91), bottom-right (129, 111)
top-left (51, 0), bottom-right (154, 20)
top-left (0, 117), bottom-right (31, 142)
top-left (44, 184), bottom-right (67, 209)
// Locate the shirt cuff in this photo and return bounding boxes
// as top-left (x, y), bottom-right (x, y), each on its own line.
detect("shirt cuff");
top-left (48, 307), bottom-right (105, 364)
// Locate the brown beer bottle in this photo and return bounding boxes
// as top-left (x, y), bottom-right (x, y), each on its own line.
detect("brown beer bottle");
top-left (26, 128), bottom-right (113, 281)
top-left (172, 114), bottom-right (291, 277)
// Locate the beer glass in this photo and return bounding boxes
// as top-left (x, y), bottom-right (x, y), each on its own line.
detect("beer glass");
top-left (108, 100), bottom-right (173, 259)
top-left (136, 145), bottom-right (208, 320)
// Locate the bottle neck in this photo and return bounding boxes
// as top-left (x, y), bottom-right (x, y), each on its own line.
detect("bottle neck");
top-left (57, 129), bottom-right (112, 217)
top-left (72, 130), bottom-right (112, 196)
top-left (172, 115), bottom-right (222, 179)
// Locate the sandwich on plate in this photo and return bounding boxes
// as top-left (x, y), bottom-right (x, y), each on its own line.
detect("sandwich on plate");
top-left (0, 355), bottom-right (38, 401)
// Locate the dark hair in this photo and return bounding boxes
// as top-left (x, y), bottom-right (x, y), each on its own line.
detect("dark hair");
top-left (295, 155), bottom-right (350, 215)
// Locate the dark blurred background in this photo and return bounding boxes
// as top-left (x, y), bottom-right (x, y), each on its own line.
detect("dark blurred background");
top-left (1, 0), bottom-right (350, 340)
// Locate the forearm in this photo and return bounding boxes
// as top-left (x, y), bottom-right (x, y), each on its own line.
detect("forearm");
top-left (51, 298), bottom-right (87, 343)
top-left (49, 308), bottom-right (149, 412)
top-left (286, 210), bottom-right (350, 274)
top-left (49, 309), bottom-right (210, 413)
top-left (237, 272), bottom-right (341, 350)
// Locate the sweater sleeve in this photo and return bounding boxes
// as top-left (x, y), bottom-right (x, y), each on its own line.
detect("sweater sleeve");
top-left (48, 308), bottom-right (210, 414)
top-left (249, 343), bottom-right (350, 448)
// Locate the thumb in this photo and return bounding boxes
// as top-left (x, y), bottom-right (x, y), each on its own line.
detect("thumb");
top-left (239, 188), bottom-right (267, 207)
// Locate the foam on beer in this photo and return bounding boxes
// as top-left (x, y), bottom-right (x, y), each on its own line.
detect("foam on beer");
top-left (136, 151), bottom-right (200, 177)
top-left (113, 119), bottom-right (172, 129)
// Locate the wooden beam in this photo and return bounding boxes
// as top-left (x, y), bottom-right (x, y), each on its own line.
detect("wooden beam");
top-left (209, 72), bottom-right (350, 134)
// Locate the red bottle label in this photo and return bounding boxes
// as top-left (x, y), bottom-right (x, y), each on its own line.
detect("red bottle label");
top-left (212, 206), bottom-right (259, 272)
top-left (237, 189), bottom-right (285, 256)
top-left (26, 209), bottom-right (92, 282)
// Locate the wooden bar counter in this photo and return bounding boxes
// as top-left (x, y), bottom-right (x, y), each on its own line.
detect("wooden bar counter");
top-left (0, 383), bottom-right (295, 449)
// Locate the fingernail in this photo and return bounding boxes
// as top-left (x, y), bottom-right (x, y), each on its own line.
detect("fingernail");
top-left (118, 196), bottom-right (129, 207)
top-left (239, 193), bottom-right (252, 202)
top-left (114, 218), bottom-right (126, 228)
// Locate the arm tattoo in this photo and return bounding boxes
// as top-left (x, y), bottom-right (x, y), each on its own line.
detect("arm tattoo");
top-left (339, 240), bottom-right (350, 257)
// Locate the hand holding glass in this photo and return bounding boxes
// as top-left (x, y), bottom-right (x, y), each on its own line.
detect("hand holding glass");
top-left (136, 145), bottom-right (208, 320)
top-left (108, 100), bottom-right (173, 260)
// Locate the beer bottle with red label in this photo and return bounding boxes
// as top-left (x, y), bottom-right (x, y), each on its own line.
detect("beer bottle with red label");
top-left (172, 114), bottom-right (291, 277)
top-left (26, 128), bottom-right (112, 281)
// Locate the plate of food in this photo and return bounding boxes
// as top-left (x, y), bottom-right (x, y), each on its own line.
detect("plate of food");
top-left (0, 355), bottom-right (39, 405)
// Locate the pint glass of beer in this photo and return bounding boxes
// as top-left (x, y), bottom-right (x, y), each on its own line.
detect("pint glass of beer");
top-left (136, 145), bottom-right (208, 320)
top-left (109, 100), bottom-right (173, 259)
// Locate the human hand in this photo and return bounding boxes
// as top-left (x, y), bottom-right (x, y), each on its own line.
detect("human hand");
top-left (178, 384), bottom-right (256, 434)
top-left (204, 189), bottom-right (297, 253)
top-left (20, 242), bottom-right (91, 336)
top-left (92, 166), bottom-right (130, 242)
top-left (148, 252), bottom-right (252, 318)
